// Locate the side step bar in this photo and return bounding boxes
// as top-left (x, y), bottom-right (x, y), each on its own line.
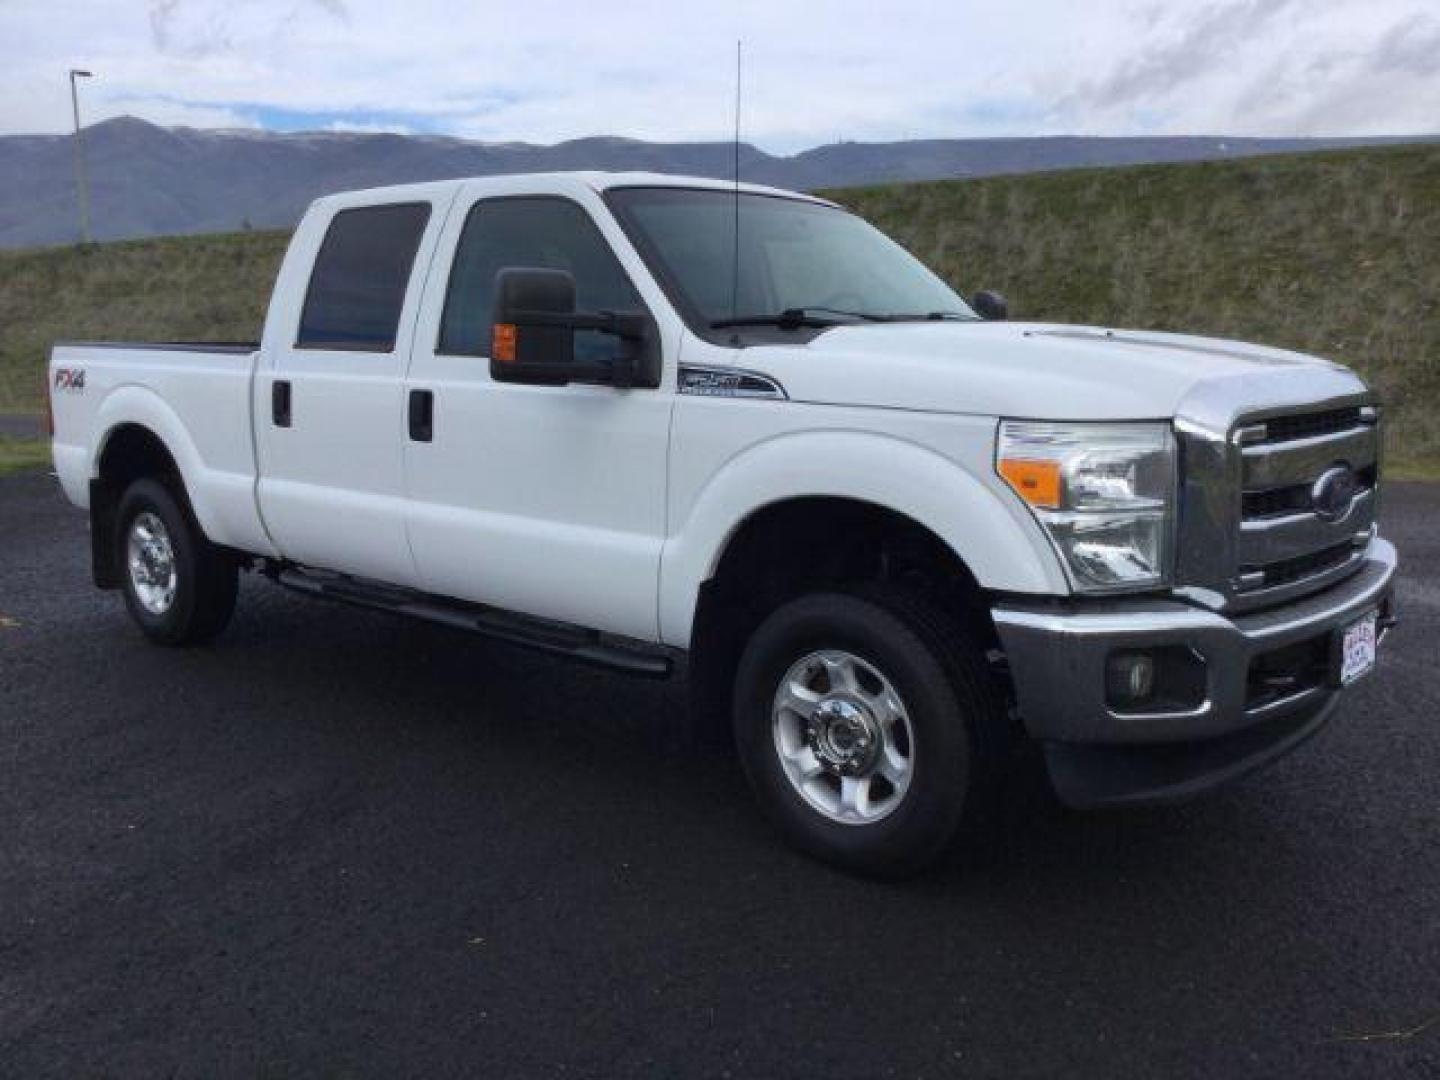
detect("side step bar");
top-left (270, 566), bottom-right (673, 679)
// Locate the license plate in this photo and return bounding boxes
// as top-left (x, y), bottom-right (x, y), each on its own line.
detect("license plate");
top-left (1338, 610), bottom-right (1378, 686)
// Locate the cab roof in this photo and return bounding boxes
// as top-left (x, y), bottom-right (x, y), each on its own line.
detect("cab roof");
top-left (312, 170), bottom-right (837, 210)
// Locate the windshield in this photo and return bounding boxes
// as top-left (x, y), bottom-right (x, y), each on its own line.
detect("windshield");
top-left (606, 187), bottom-right (974, 332)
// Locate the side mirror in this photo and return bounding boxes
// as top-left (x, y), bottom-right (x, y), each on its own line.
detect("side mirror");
top-left (490, 267), bottom-right (660, 388)
top-left (971, 290), bottom-right (1009, 321)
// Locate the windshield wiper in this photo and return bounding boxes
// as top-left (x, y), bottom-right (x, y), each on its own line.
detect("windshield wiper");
top-left (710, 306), bottom-right (892, 330)
top-left (881, 311), bottom-right (981, 322)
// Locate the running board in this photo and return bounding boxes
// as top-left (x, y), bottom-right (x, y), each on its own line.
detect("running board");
top-left (271, 566), bottom-right (673, 679)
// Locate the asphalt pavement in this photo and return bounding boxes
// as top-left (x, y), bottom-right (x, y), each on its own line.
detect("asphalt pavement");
top-left (0, 413), bottom-right (42, 439)
top-left (1, 469), bottom-right (1436, 1078)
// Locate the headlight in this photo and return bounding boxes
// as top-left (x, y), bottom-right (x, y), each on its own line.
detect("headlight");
top-left (996, 421), bottom-right (1176, 593)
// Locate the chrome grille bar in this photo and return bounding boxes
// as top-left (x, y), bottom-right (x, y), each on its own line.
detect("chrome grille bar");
top-left (1240, 424), bottom-right (1377, 490)
top-left (1237, 490), bottom-right (1376, 565)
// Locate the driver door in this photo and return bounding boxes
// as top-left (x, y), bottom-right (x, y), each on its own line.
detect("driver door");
top-left (402, 190), bottom-right (674, 641)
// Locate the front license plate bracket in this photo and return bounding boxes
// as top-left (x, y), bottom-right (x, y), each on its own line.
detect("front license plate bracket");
top-left (1333, 609), bottom-right (1379, 688)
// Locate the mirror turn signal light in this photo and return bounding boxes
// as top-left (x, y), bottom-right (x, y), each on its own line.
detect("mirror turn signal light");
top-left (492, 323), bottom-right (518, 363)
top-left (998, 458), bottom-right (1061, 508)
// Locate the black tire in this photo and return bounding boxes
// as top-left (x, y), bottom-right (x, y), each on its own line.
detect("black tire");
top-left (116, 477), bottom-right (238, 646)
top-left (732, 588), bottom-right (1010, 877)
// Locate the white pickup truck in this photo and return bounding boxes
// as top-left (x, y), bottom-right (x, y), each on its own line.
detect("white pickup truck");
top-left (49, 172), bottom-right (1397, 875)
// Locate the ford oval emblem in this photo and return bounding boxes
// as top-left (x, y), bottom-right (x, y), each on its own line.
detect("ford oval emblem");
top-left (1311, 465), bottom-right (1359, 522)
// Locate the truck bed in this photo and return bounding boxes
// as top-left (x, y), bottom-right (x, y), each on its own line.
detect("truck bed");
top-left (48, 340), bottom-right (275, 559)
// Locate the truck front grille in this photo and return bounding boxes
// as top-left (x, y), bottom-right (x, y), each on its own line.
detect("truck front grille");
top-left (1176, 400), bottom-right (1379, 611)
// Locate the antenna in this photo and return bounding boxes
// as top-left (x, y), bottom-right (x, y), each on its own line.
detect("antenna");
top-left (730, 39), bottom-right (742, 320)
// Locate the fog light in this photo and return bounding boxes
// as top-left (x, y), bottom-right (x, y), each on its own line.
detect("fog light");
top-left (1106, 651), bottom-right (1156, 706)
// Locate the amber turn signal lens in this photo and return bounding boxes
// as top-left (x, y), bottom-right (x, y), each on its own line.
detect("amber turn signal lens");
top-left (998, 458), bottom-right (1061, 508)
top-left (492, 323), bottom-right (518, 363)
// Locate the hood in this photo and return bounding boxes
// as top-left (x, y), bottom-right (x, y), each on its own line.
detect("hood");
top-left (740, 322), bottom-right (1367, 420)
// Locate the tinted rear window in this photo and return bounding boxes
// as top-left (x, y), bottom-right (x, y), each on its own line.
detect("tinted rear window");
top-left (297, 203), bottom-right (430, 351)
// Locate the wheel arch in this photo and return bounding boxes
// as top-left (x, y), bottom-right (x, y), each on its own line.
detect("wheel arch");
top-left (659, 429), bottom-right (1065, 650)
top-left (666, 431), bottom-right (1065, 743)
top-left (87, 389), bottom-right (218, 588)
top-left (89, 386), bottom-right (219, 519)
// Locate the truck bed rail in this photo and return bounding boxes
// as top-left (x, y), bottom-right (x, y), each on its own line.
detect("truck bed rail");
top-left (52, 340), bottom-right (259, 353)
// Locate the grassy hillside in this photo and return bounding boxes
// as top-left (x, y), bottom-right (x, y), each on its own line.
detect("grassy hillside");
top-left (825, 143), bottom-right (1440, 471)
top-left (1, 143), bottom-right (1437, 471)
top-left (0, 230), bottom-right (289, 413)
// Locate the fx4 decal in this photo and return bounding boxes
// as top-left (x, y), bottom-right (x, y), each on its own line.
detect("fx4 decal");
top-left (54, 368), bottom-right (86, 393)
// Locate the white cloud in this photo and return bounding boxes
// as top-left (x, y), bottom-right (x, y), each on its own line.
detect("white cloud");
top-left (326, 119), bottom-right (412, 134)
top-left (1, 0), bottom-right (1436, 148)
top-left (91, 97), bottom-right (259, 131)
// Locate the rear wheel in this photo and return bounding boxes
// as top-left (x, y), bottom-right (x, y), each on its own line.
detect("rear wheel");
top-left (732, 588), bottom-right (1008, 877)
top-left (116, 478), bottom-right (238, 645)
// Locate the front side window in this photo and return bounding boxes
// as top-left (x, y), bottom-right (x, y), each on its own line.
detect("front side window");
top-left (297, 202), bottom-right (430, 351)
top-left (607, 187), bottom-right (973, 334)
top-left (438, 197), bottom-right (643, 364)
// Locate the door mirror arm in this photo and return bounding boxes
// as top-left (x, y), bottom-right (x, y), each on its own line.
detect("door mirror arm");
top-left (499, 308), bottom-right (654, 388)
top-left (506, 308), bottom-right (649, 340)
top-left (491, 267), bottom-right (660, 389)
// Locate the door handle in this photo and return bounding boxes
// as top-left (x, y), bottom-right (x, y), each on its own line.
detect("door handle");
top-left (408, 389), bottom-right (434, 442)
top-left (272, 380), bottom-right (292, 428)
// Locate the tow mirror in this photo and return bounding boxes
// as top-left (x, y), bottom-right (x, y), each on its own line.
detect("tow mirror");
top-left (971, 290), bottom-right (1009, 321)
top-left (490, 267), bottom-right (659, 388)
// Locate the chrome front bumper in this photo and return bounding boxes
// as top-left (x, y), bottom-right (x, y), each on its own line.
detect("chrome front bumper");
top-left (992, 537), bottom-right (1398, 807)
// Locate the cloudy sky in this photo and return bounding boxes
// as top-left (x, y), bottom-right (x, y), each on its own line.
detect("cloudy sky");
top-left (3, 0), bottom-right (1438, 151)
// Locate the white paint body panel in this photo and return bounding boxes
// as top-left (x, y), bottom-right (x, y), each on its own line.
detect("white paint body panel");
top-left (46, 170), bottom-right (1365, 651)
top-left (250, 181), bottom-right (460, 587)
top-left (48, 343), bottom-right (276, 558)
top-left (401, 176), bottom-right (684, 639)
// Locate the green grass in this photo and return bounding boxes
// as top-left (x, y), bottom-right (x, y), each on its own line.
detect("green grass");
top-left (0, 229), bottom-right (289, 412)
top-left (822, 143), bottom-right (1440, 468)
top-left (0, 435), bottom-right (50, 475)
top-left (1385, 457), bottom-right (1440, 482)
top-left (0, 144), bottom-right (1436, 467)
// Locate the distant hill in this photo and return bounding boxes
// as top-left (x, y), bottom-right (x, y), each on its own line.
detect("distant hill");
top-left (2, 116), bottom-right (1436, 249)
top-left (2, 143), bottom-right (1437, 472)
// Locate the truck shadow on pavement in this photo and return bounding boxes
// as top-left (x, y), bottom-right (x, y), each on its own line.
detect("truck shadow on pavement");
top-left (213, 576), bottom-right (1321, 901)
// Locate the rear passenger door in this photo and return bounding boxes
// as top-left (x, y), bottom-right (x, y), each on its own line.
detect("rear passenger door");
top-left (402, 190), bottom-right (674, 640)
top-left (254, 197), bottom-right (450, 586)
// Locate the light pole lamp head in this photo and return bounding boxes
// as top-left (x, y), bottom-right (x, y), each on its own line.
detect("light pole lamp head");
top-left (70, 69), bottom-right (93, 79)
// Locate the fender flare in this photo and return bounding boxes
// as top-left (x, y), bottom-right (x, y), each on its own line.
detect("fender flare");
top-left (658, 430), bottom-right (1066, 647)
top-left (90, 384), bottom-right (227, 543)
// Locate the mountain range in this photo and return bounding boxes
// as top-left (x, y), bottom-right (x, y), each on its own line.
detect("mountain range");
top-left (2, 116), bottom-right (1435, 249)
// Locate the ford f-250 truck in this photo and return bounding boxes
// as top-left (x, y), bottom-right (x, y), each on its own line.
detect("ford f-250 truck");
top-left (49, 172), bottom-right (1398, 875)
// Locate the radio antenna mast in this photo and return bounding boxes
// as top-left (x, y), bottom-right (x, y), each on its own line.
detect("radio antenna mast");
top-left (730, 39), bottom-right (742, 320)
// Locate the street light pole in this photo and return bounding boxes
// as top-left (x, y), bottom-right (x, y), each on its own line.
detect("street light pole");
top-left (68, 69), bottom-right (94, 246)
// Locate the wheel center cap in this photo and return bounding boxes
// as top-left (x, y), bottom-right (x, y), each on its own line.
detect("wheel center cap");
top-left (806, 699), bottom-right (881, 776)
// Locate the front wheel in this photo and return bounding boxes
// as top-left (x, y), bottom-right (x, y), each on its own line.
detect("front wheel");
top-left (116, 478), bottom-right (238, 645)
top-left (732, 589), bottom-right (1008, 877)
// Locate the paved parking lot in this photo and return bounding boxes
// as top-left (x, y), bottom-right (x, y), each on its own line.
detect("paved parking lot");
top-left (0, 413), bottom-right (42, 439)
top-left (1, 470), bottom-right (1436, 1078)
